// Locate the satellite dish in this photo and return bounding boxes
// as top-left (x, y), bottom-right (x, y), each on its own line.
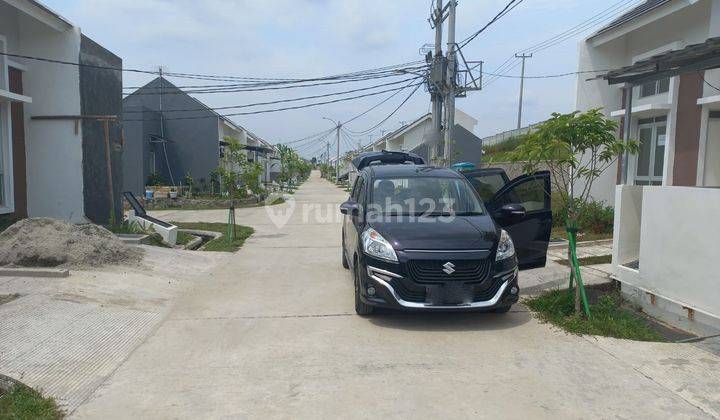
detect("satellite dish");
top-left (425, 51), bottom-right (433, 64)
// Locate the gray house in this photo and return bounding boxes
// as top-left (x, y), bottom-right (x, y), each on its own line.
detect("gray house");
top-left (122, 77), bottom-right (275, 195)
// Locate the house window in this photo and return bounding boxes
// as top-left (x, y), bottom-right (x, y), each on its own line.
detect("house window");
top-left (635, 116), bottom-right (667, 185)
top-left (639, 78), bottom-right (670, 98)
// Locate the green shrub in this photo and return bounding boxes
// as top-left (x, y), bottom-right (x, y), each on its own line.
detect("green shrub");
top-left (553, 198), bottom-right (613, 234)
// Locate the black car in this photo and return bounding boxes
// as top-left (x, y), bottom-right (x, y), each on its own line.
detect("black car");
top-left (340, 153), bottom-right (551, 315)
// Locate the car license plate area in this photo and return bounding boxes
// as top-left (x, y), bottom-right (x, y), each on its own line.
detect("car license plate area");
top-left (426, 283), bottom-right (472, 305)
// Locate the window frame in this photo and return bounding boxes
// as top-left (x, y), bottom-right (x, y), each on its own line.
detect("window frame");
top-left (0, 34), bottom-right (15, 214)
top-left (634, 116), bottom-right (667, 186)
top-left (638, 78), bottom-right (670, 99)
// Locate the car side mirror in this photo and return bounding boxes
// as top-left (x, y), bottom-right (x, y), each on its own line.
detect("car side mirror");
top-left (498, 203), bottom-right (526, 220)
top-left (340, 201), bottom-right (360, 216)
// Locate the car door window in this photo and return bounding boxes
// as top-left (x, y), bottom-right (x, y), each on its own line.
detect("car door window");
top-left (467, 173), bottom-right (507, 203)
top-left (351, 177), bottom-right (363, 201)
top-left (493, 177), bottom-right (549, 213)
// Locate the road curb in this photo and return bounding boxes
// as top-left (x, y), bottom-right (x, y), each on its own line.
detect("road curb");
top-left (0, 267), bottom-right (70, 278)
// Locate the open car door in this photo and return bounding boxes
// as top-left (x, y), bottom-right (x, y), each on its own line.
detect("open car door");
top-left (462, 168), bottom-right (511, 204)
top-left (466, 170), bottom-right (552, 270)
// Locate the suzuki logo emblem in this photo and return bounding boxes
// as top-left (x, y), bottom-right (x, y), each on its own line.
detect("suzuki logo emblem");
top-left (442, 262), bottom-right (456, 275)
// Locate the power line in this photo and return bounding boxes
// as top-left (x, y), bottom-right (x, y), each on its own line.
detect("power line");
top-left (122, 67), bottom-right (429, 95)
top-left (0, 50), bottom-right (427, 90)
top-left (124, 81), bottom-right (425, 122)
top-left (345, 81), bottom-right (424, 134)
top-left (0, 51), bottom-right (155, 74)
top-left (124, 76), bottom-right (421, 113)
top-left (343, 77), bottom-right (422, 125)
top-left (276, 127), bottom-right (337, 145)
top-left (481, 0), bottom-right (639, 88)
top-left (160, 60), bottom-right (427, 83)
top-left (483, 68), bottom-right (611, 79)
top-left (458, 0), bottom-right (525, 49)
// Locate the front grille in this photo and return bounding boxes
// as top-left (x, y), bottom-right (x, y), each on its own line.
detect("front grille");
top-left (391, 279), bottom-right (427, 303)
top-left (473, 276), bottom-right (506, 301)
top-left (407, 259), bottom-right (492, 284)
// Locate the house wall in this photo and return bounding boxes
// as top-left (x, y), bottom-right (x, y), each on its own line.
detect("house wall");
top-left (79, 35), bottom-right (123, 224)
top-left (121, 106), bottom-right (160, 195)
top-left (14, 10), bottom-right (85, 222)
top-left (123, 78), bottom-right (220, 187)
top-left (638, 187), bottom-right (720, 331)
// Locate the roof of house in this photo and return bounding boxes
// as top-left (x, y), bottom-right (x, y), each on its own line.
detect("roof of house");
top-left (25, 0), bottom-right (74, 28)
top-left (124, 77), bottom-right (273, 147)
top-left (364, 113), bottom-right (431, 150)
top-left (600, 36), bottom-right (720, 84)
top-left (592, 0), bottom-right (672, 37)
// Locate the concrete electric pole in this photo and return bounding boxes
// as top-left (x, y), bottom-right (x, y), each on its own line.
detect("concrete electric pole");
top-left (443, 0), bottom-right (457, 162)
top-left (323, 117), bottom-right (341, 180)
top-left (429, 0), bottom-right (445, 160)
top-left (515, 53), bottom-right (532, 129)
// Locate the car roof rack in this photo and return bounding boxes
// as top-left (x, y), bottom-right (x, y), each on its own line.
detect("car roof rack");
top-left (351, 150), bottom-right (425, 171)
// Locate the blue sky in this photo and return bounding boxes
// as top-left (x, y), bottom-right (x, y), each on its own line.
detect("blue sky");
top-left (42, 0), bottom-right (638, 157)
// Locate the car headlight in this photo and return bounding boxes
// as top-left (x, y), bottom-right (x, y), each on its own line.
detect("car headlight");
top-left (362, 228), bottom-right (398, 262)
top-left (495, 229), bottom-right (516, 262)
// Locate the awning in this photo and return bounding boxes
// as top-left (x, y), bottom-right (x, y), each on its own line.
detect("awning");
top-left (599, 37), bottom-right (720, 86)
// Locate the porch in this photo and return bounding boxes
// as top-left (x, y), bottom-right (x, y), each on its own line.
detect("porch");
top-left (602, 37), bottom-right (720, 335)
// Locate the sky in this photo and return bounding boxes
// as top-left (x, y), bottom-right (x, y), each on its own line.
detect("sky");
top-left (41, 0), bottom-right (639, 158)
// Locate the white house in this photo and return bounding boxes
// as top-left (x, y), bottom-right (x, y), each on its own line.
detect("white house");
top-left (0, 0), bottom-right (123, 224)
top-left (365, 109), bottom-right (477, 152)
top-left (576, 0), bottom-right (720, 334)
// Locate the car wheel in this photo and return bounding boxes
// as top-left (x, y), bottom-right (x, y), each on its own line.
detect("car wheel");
top-left (493, 305), bottom-right (512, 314)
top-left (342, 247), bottom-right (349, 269)
top-left (353, 264), bottom-right (374, 316)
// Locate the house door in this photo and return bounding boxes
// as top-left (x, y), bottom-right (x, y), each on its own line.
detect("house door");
top-left (635, 116), bottom-right (666, 186)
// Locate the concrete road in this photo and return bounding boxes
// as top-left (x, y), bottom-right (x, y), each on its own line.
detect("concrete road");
top-left (73, 171), bottom-right (719, 419)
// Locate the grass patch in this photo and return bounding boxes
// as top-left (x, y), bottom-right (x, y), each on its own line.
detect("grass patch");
top-left (557, 255), bottom-right (612, 267)
top-left (525, 287), bottom-right (664, 342)
top-left (171, 222), bottom-right (253, 252)
top-left (158, 197), bottom-right (286, 211)
top-left (175, 231), bottom-right (195, 246)
top-left (550, 227), bottom-right (613, 242)
top-left (0, 384), bottom-right (64, 419)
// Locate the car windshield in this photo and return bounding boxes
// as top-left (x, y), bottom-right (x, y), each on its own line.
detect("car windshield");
top-left (368, 176), bottom-right (484, 215)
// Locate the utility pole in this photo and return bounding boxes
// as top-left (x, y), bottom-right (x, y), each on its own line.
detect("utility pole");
top-left (158, 66), bottom-right (175, 186)
top-left (323, 117), bottom-right (341, 180)
top-left (443, 0), bottom-right (457, 163)
top-left (515, 53), bottom-right (532, 129)
top-left (326, 142), bottom-right (330, 166)
top-left (430, 0), bottom-right (444, 159)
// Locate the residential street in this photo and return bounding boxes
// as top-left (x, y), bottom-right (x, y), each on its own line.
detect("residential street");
top-left (71, 171), bottom-right (719, 419)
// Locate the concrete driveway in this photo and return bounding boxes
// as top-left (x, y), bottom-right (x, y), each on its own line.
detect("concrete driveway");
top-left (72, 171), bottom-right (719, 419)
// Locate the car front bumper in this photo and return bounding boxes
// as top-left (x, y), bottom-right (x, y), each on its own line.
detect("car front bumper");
top-left (360, 262), bottom-right (519, 311)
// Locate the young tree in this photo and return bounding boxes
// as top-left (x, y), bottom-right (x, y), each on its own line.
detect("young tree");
top-left (508, 109), bottom-right (639, 314)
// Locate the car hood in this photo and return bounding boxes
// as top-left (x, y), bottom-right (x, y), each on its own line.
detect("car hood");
top-left (369, 215), bottom-right (497, 251)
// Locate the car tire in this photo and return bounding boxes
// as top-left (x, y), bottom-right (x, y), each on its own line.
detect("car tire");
top-left (493, 305), bottom-right (512, 314)
top-left (342, 248), bottom-right (349, 269)
top-left (354, 264), bottom-right (374, 316)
